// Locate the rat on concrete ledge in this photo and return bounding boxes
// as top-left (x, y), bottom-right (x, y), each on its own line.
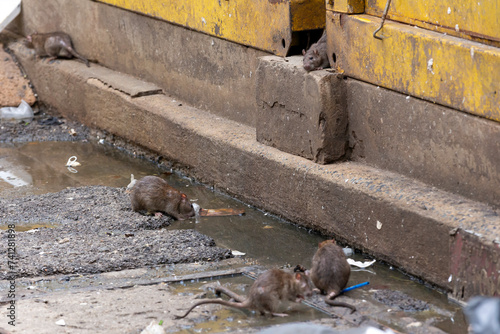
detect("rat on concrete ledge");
top-left (302, 31), bottom-right (330, 72)
top-left (25, 32), bottom-right (90, 67)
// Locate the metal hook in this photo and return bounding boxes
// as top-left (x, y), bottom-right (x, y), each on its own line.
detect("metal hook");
top-left (373, 0), bottom-right (392, 40)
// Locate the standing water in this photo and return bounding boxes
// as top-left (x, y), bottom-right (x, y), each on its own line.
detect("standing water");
top-left (0, 141), bottom-right (466, 333)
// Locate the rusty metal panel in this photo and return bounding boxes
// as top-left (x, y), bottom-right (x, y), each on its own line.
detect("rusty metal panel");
top-left (365, 0), bottom-right (500, 47)
top-left (96, 0), bottom-right (326, 56)
top-left (326, 12), bottom-right (500, 122)
top-left (326, 0), bottom-right (364, 14)
top-left (290, 0), bottom-right (326, 31)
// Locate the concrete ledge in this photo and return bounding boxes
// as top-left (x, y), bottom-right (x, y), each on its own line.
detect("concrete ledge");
top-left (347, 79), bottom-right (500, 208)
top-left (11, 0), bottom-right (268, 127)
top-left (11, 42), bottom-right (500, 299)
top-left (256, 56), bottom-right (347, 164)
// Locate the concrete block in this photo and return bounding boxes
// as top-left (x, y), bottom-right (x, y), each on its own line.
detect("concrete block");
top-left (256, 56), bottom-right (347, 164)
top-left (347, 79), bottom-right (500, 208)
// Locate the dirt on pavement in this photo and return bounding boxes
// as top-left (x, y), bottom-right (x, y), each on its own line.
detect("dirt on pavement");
top-left (0, 185), bottom-right (232, 280)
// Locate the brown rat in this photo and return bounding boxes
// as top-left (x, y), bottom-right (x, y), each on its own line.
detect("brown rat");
top-left (130, 175), bottom-right (195, 220)
top-left (25, 32), bottom-right (90, 67)
top-left (302, 31), bottom-right (330, 72)
top-left (174, 268), bottom-right (312, 318)
top-left (310, 239), bottom-right (356, 313)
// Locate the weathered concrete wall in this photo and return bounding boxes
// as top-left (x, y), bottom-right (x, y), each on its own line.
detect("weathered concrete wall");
top-left (10, 0), bottom-right (268, 127)
top-left (347, 79), bottom-right (500, 208)
top-left (253, 56), bottom-right (500, 208)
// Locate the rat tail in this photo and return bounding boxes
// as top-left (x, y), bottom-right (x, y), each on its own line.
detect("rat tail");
top-left (324, 299), bottom-right (356, 313)
top-left (66, 46), bottom-right (90, 67)
top-left (174, 299), bottom-right (247, 319)
top-left (215, 286), bottom-right (245, 302)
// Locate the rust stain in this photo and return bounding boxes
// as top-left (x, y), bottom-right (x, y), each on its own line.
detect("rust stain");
top-left (450, 230), bottom-right (500, 299)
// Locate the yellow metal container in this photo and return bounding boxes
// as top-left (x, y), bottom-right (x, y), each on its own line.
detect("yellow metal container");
top-left (97, 0), bottom-right (325, 56)
top-left (326, 12), bottom-right (500, 121)
top-left (365, 0), bottom-right (500, 47)
top-left (326, 0), bottom-right (364, 14)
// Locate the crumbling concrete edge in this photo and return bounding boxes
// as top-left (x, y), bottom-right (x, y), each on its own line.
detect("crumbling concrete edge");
top-left (10, 42), bottom-right (500, 300)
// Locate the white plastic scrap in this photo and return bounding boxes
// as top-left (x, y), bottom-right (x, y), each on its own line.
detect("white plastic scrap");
top-left (66, 156), bottom-right (80, 173)
top-left (231, 250), bottom-right (246, 256)
top-left (0, 100), bottom-right (34, 121)
top-left (140, 321), bottom-right (166, 334)
top-left (343, 247), bottom-right (353, 257)
top-left (192, 203), bottom-right (201, 216)
top-left (55, 319), bottom-right (66, 326)
top-left (65, 156), bottom-right (81, 167)
top-left (127, 174), bottom-right (137, 190)
top-left (407, 322), bottom-right (422, 328)
top-left (0, 0), bottom-right (21, 32)
top-left (348, 259), bottom-right (376, 268)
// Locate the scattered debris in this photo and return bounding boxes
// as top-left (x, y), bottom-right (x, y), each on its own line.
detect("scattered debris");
top-left (199, 208), bottom-right (245, 216)
top-left (65, 155), bottom-right (81, 173)
top-left (347, 259), bottom-right (376, 268)
top-left (55, 319), bottom-right (66, 326)
top-left (465, 296), bottom-right (500, 334)
top-left (0, 186), bottom-right (232, 279)
top-left (340, 281), bottom-right (369, 294)
top-left (126, 174), bottom-right (137, 190)
top-left (65, 156), bottom-right (81, 167)
top-left (140, 321), bottom-right (165, 334)
top-left (343, 247), bottom-right (353, 257)
top-left (373, 290), bottom-right (429, 312)
top-left (232, 250), bottom-right (246, 256)
top-left (0, 100), bottom-right (33, 121)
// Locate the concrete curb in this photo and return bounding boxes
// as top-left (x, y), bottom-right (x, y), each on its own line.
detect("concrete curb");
top-left (10, 42), bottom-right (500, 300)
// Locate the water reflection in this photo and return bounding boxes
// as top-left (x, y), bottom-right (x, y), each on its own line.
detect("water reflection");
top-left (0, 141), bottom-right (466, 333)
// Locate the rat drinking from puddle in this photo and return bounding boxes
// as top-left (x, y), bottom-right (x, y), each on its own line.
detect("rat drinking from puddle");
top-left (174, 268), bottom-right (312, 318)
top-left (130, 175), bottom-right (195, 220)
top-left (130, 175), bottom-right (245, 219)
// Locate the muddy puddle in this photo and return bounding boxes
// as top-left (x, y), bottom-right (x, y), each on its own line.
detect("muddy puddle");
top-left (0, 141), bottom-right (466, 333)
top-left (170, 275), bottom-right (327, 333)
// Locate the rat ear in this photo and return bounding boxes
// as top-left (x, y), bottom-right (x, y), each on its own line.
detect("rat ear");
top-left (181, 194), bottom-right (187, 199)
top-left (295, 272), bottom-right (302, 280)
top-left (314, 49), bottom-right (319, 56)
top-left (302, 49), bottom-right (306, 55)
